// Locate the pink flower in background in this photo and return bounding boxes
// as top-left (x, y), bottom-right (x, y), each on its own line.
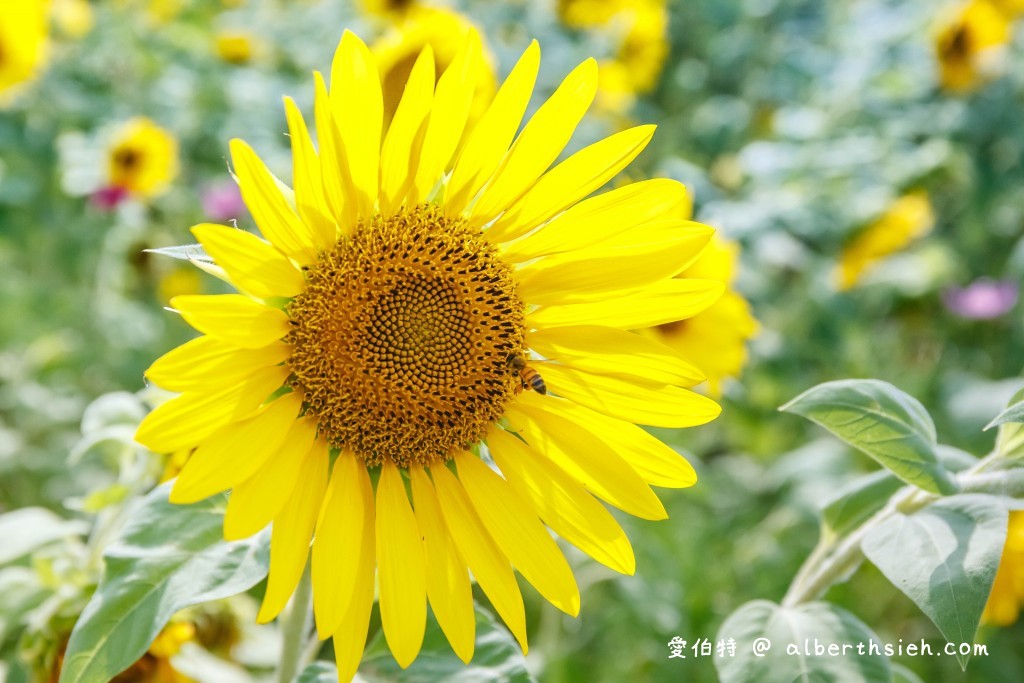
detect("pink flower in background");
top-left (90, 185), bottom-right (129, 210)
top-left (943, 278), bottom-right (1019, 320)
top-left (200, 181), bottom-right (246, 221)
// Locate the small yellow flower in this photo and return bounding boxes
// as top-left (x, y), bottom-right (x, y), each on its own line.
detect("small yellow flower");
top-left (158, 267), bottom-right (203, 304)
top-left (647, 237), bottom-right (758, 396)
top-left (359, 0), bottom-right (418, 17)
top-left (558, 0), bottom-right (669, 109)
top-left (107, 118), bottom-right (179, 198)
top-left (136, 30), bottom-right (724, 677)
top-left (935, 0), bottom-right (1012, 92)
top-left (835, 192), bottom-right (935, 291)
top-left (0, 0), bottom-right (50, 100)
top-left (371, 7), bottom-right (496, 130)
top-left (215, 31), bottom-right (255, 65)
top-left (982, 511), bottom-right (1024, 626)
top-left (52, 0), bottom-right (94, 38)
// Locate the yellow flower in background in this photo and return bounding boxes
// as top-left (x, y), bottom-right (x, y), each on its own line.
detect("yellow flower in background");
top-left (982, 511), bottom-right (1024, 626)
top-left (647, 237), bottom-right (758, 396)
top-left (558, 0), bottom-right (669, 109)
top-left (0, 0), bottom-right (49, 100)
top-left (52, 0), bottom-right (94, 38)
top-left (107, 118), bottom-right (179, 198)
top-left (157, 267), bottom-right (202, 304)
top-left (935, 0), bottom-right (1012, 92)
top-left (215, 30), bottom-right (255, 64)
top-left (136, 30), bottom-right (723, 678)
top-left (991, 0), bottom-right (1024, 17)
top-left (360, 0), bottom-right (418, 17)
top-left (372, 7), bottom-right (496, 131)
top-left (835, 192), bottom-right (935, 291)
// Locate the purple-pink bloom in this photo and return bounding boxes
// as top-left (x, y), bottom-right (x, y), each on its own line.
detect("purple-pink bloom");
top-left (201, 181), bottom-right (246, 221)
top-left (943, 278), bottom-right (1018, 320)
top-left (90, 185), bottom-right (129, 210)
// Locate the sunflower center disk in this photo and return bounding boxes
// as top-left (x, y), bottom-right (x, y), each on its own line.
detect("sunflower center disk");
top-left (286, 205), bottom-right (526, 468)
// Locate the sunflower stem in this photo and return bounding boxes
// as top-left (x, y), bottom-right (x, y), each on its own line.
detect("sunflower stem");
top-left (277, 563), bottom-right (313, 683)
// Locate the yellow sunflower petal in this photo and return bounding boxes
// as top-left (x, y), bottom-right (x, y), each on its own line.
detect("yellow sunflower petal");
top-left (500, 178), bottom-right (691, 262)
top-left (257, 441), bottom-right (329, 623)
top-left (528, 278), bottom-right (725, 330)
top-left (524, 396), bottom-right (697, 488)
top-left (538, 364), bottom-right (721, 428)
top-left (412, 31), bottom-right (481, 204)
top-left (169, 393), bottom-right (302, 504)
top-left (469, 58), bottom-right (598, 226)
top-left (376, 462), bottom-right (428, 668)
top-left (170, 294), bottom-right (290, 349)
top-left (455, 451), bottom-right (580, 616)
top-left (445, 41), bottom-right (540, 216)
top-left (191, 223), bottom-right (305, 299)
top-left (223, 417), bottom-right (318, 540)
top-left (283, 96), bottom-right (337, 248)
top-left (229, 139), bottom-right (318, 265)
top-left (503, 403), bottom-right (666, 521)
top-left (330, 30), bottom-right (382, 219)
top-left (516, 221), bottom-right (713, 306)
top-left (313, 71), bottom-right (353, 230)
top-left (135, 364), bottom-right (288, 453)
top-left (487, 427), bottom-right (635, 574)
top-left (311, 453), bottom-right (376, 644)
top-left (431, 463), bottom-right (528, 654)
top-left (408, 466), bottom-right (475, 664)
top-left (379, 46), bottom-right (435, 214)
top-left (486, 125), bottom-right (655, 243)
top-left (527, 325), bottom-right (704, 386)
top-left (144, 336), bottom-right (291, 392)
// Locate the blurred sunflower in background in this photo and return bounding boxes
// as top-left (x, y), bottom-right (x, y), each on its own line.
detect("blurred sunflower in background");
top-left (135, 30), bottom-right (725, 678)
top-left (934, 0), bottom-right (1014, 92)
top-left (371, 6), bottom-right (495, 130)
top-left (557, 0), bottom-right (669, 110)
top-left (835, 192), bottom-right (935, 291)
top-left (0, 0), bottom-right (50, 100)
top-left (105, 117), bottom-right (179, 200)
top-left (982, 510), bottom-right (1024, 627)
top-left (645, 236), bottom-right (758, 396)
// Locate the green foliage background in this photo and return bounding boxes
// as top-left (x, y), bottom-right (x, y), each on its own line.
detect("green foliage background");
top-left (1, 0), bottom-right (1023, 681)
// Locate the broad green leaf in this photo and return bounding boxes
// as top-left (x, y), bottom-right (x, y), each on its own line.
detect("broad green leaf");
top-left (891, 663), bottom-right (926, 683)
top-left (58, 483), bottom-right (269, 683)
top-left (990, 389), bottom-right (1024, 459)
top-left (715, 600), bottom-right (891, 683)
top-left (985, 397), bottom-right (1024, 430)
top-left (359, 604), bottom-right (534, 682)
top-left (781, 380), bottom-right (956, 495)
top-left (298, 661), bottom-right (338, 683)
top-left (0, 508), bottom-right (88, 565)
top-left (823, 471), bottom-right (904, 537)
top-left (861, 494), bottom-right (1007, 669)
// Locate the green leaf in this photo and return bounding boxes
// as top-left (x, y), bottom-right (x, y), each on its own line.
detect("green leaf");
top-left (861, 494), bottom-right (1007, 668)
top-left (297, 661), bottom-right (337, 683)
top-left (984, 397), bottom-right (1024, 430)
top-left (891, 663), bottom-right (926, 683)
top-left (58, 483), bottom-right (269, 683)
top-left (0, 567), bottom-right (47, 648)
top-left (0, 507), bottom-right (88, 565)
top-left (823, 471), bottom-right (904, 537)
top-left (780, 379), bottom-right (957, 495)
top-left (714, 600), bottom-right (892, 683)
top-left (359, 604), bottom-right (534, 682)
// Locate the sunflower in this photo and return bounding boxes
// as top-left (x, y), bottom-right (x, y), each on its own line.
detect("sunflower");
top-left (135, 31), bottom-right (723, 678)
top-left (371, 7), bottom-right (495, 132)
top-left (106, 117), bottom-right (179, 199)
top-left (982, 510), bottom-right (1024, 626)
top-left (835, 192), bottom-right (935, 291)
top-left (646, 236), bottom-right (757, 396)
top-left (557, 0), bottom-right (669, 109)
top-left (935, 0), bottom-right (1012, 92)
top-left (0, 0), bottom-right (49, 100)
